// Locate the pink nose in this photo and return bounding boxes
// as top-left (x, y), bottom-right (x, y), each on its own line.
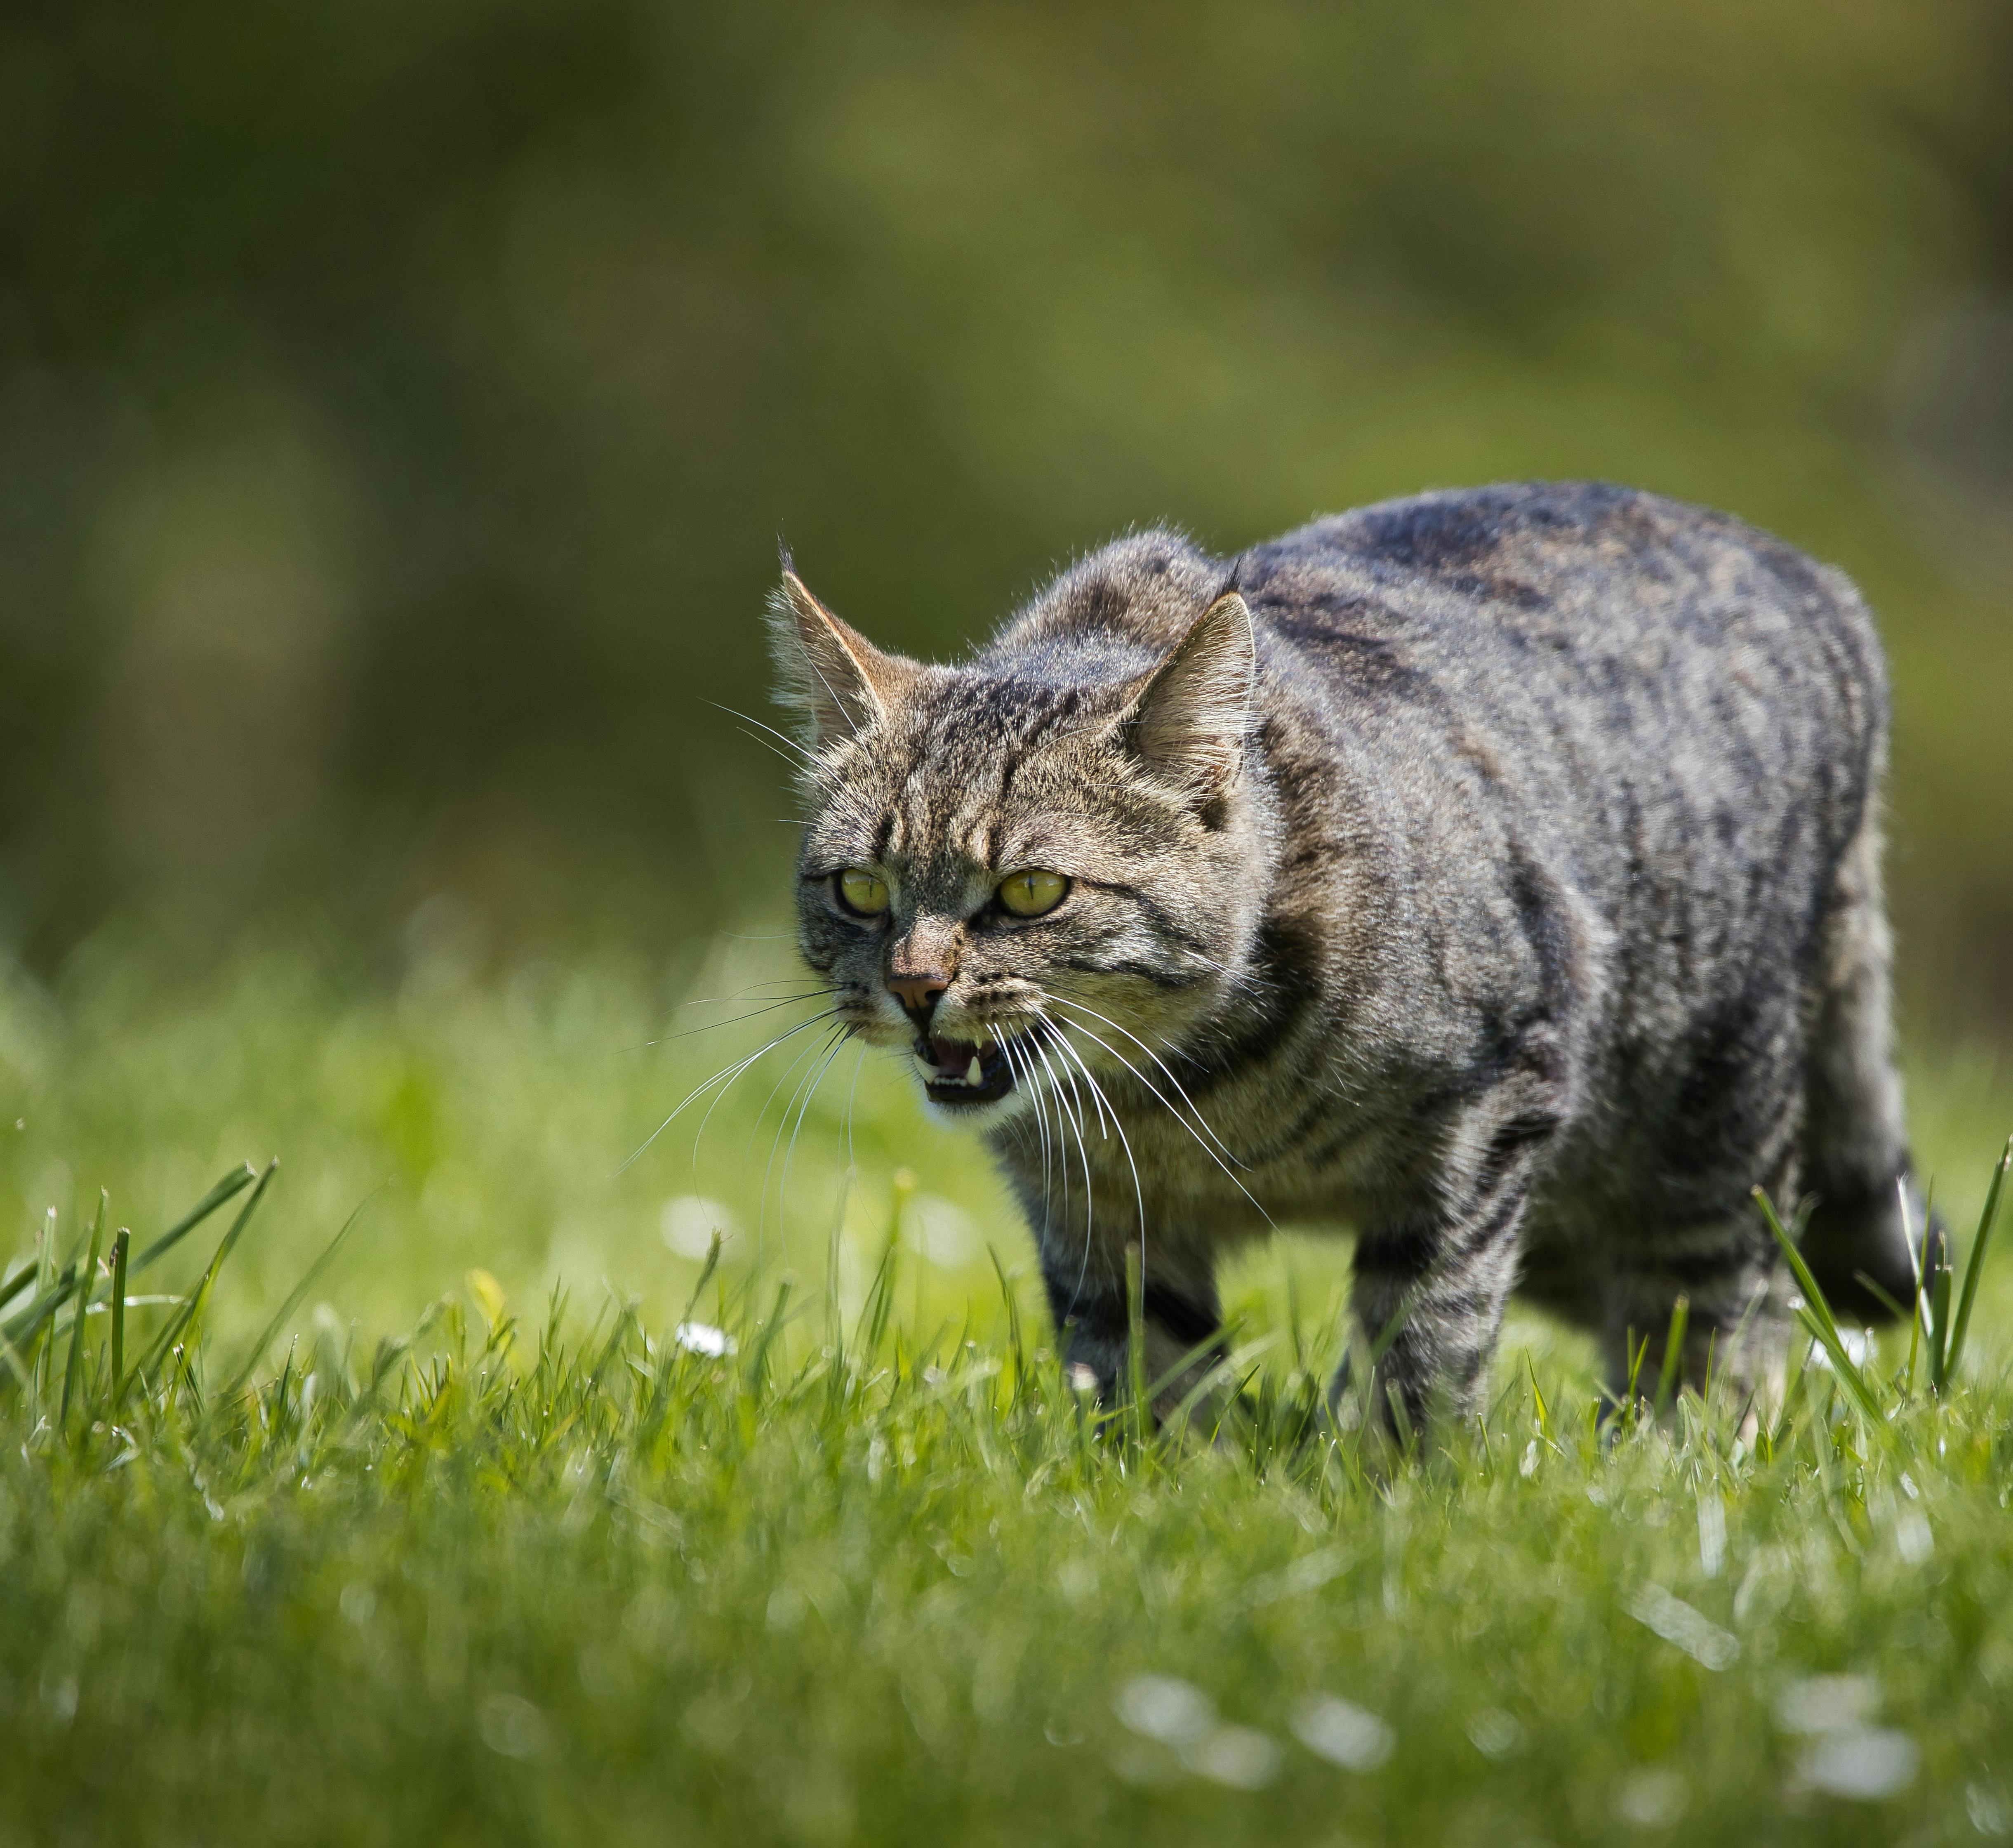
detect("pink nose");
top-left (888, 975), bottom-right (948, 1015)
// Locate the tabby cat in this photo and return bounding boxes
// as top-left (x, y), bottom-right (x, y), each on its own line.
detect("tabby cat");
top-left (772, 482), bottom-right (1925, 1431)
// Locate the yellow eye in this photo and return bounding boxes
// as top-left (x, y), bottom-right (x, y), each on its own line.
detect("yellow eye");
top-left (996, 869), bottom-right (1068, 917)
top-left (835, 868), bottom-right (889, 916)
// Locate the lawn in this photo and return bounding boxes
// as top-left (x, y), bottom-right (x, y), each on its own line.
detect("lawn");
top-left (2, 929), bottom-right (2011, 1846)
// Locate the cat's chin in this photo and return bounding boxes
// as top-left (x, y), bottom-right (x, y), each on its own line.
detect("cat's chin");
top-left (920, 1091), bottom-right (1026, 1132)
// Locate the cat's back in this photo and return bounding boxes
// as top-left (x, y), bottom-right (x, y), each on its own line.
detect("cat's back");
top-left (1240, 480), bottom-right (1886, 764)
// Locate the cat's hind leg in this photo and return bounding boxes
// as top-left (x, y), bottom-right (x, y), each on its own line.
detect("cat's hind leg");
top-left (1796, 813), bottom-right (1931, 1321)
top-left (1599, 1225), bottom-right (1787, 1420)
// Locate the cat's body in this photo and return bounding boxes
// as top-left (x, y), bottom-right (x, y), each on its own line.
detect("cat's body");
top-left (775, 482), bottom-right (1923, 1427)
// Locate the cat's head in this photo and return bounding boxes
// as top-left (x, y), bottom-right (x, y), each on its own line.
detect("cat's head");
top-left (768, 552), bottom-right (1272, 1130)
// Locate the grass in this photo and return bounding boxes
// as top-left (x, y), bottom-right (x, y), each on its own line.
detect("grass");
top-left (3, 929), bottom-right (2013, 1845)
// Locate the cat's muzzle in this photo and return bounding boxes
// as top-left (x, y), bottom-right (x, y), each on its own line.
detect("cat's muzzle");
top-left (912, 1033), bottom-right (1014, 1107)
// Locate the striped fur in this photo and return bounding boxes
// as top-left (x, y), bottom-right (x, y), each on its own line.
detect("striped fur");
top-left (774, 482), bottom-right (1928, 1428)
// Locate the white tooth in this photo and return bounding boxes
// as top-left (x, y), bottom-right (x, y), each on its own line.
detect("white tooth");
top-left (914, 1053), bottom-right (936, 1077)
top-left (966, 1054), bottom-right (982, 1085)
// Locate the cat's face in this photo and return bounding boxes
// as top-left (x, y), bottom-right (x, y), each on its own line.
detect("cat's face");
top-left (772, 572), bottom-right (1264, 1130)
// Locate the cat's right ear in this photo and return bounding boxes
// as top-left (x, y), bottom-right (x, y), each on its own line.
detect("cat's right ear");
top-left (767, 568), bottom-right (914, 745)
top-left (1118, 591), bottom-right (1257, 801)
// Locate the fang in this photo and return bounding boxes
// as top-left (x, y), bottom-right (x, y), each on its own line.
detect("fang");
top-left (965, 1054), bottom-right (982, 1085)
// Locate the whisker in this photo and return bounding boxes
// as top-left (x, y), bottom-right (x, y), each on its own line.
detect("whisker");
top-left (710, 701), bottom-right (824, 772)
top-left (1043, 1004), bottom-right (1272, 1224)
top-left (1001, 1037), bottom-right (1056, 1247)
top-left (616, 1010), bottom-right (841, 1174)
top-left (746, 1025), bottom-right (840, 1171)
top-left (1045, 1021), bottom-right (1147, 1256)
top-left (1028, 1028), bottom-right (1096, 1306)
top-left (642, 992), bottom-right (839, 1046)
top-left (679, 980), bottom-right (838, 1009)
top-left (687, 1017), bottom-right (837, 1188)
top-left (1042, 993), bottom-right (1243, 1167)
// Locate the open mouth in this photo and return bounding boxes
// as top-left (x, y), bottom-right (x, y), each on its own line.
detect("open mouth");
top-left (913, 1034), bottom-right (1015, 1107)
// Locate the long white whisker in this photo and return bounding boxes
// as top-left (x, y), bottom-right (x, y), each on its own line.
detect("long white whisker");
top-left (678, 980), bottom-right (840, 1009)
top-left (1044, 1006), bottom-right (1273, 1224)
top-left (732, 724), bottom-right (819, 778)
top-left (709, 701), bottom-right (825, 772)
top-left (1001, 1037), bottom-right (1055, 1246)
top-left (1043, 993), bottom-right (1243, 1167)
top-left (744, 1027), bottom-right (835, 1165)
top-left (1045, 1020), bottom-right (1146, 1257)
top-left (647, 991), bottom-right (839, 1045)
top-left (617, 1010), bottom-right (841, 1174)
top-left (1030, 1029), bottom-right (1096, 1306)
top-left (686, 1016), bottom-right (837, 1188)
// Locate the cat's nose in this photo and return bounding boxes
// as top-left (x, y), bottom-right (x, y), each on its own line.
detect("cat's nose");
top-left (888, 974), bottom-right (949, 1019)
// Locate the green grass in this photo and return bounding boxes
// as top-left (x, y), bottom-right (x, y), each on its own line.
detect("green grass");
top-left (3, 931), bottom-right (2013, 1846)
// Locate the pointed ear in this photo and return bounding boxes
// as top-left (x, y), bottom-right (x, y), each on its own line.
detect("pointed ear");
top-left (1120, 592), bottom-right (1256, 797)
top-left (766, 569), bottom-right (915, 744)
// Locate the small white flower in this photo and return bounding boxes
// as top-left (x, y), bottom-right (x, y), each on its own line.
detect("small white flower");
top-left (673, 1321), bottom-right (736, 1359)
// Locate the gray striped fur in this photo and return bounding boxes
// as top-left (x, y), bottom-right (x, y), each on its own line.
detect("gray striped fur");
top-left (773, 481), bottom-right (1928, 1429)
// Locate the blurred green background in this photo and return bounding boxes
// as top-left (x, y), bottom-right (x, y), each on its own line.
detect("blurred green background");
top-left (3, 0), bottom-right (2011, 1007)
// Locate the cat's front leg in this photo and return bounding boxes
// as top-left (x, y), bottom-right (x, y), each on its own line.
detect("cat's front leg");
top-left (1337, 1113), bottom-right (1553, 1440)
top-left (1039, 1244), bottom-right (1225, 1420)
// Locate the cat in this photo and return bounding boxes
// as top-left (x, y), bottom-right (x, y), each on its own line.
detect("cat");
top-left (771, 481), bottom-right (1927, 1433)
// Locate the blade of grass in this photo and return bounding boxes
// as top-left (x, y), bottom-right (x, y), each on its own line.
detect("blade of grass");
top-left (1902, 1178), bottom-right (1928, 1398)
top-left (1526, 1353), bottom-right (1552, 1445)
top-left (108, 1228), bottom-right (129, 1410)
top-left (987, 1246), bottom-right (1025, 1409)
top-left (1654, 1295), bottom-right (1690, 1417)
top-left (1852, 1272), bottom-right (1912, 1325)
top-left (1944, 1135), bottom-right (2011, 1384)
top-left (221, 1186), bottom-right (379, 1402)
top-left (1125, 1242), bottom-right (1149, 1459)
top-left (1929, 1226), bottom-right (1956, 1393)
top-left (0, 1261), bottom-right (34, 1313)
top-left (136, 1161), bottom-right (277, 1384)
top-left (4, 1262), bottom-right (76, 1356)
top-left (742, 1276), bottom-right (793, 1392)
top-left (59, 1190), bottom-right (107, 1431)
top-left (1623, 1329), bottom-right (1650, 1416)
top-left (1755, 1186), bottom-right (1884, 1423)
top-left (678, 1233), bottom-right (726, 1335)
top-left (131, 1164), bottom-right (257, 1276)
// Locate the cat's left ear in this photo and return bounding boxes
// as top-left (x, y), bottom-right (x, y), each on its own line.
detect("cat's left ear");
top-left (767, 568), bottom-right (916, 745)
top-left (1119, 592), bottom-right (1256, 799)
